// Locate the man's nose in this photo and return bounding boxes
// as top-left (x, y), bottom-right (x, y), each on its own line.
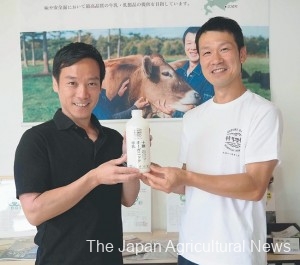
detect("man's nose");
top-left (77, 84), bottom-right (89, 98)
top-left (212, 52), bottom-right (223, 64)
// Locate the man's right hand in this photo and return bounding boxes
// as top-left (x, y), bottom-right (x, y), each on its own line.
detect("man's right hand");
top-left (93, 155), bottom-right (141, 185)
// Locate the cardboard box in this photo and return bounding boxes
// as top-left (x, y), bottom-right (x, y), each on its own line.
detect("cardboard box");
top-left (267, 223), bottom-right (300, 254)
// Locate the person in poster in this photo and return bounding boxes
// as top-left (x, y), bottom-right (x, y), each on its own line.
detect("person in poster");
top-left (172, 26), bottom-right (214, 117)
top-left (142, 16), bottom-right (282, 265)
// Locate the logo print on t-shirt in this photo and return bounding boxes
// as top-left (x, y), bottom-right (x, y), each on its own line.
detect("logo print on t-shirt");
top-left (223, 128), bottom-right (242, 157)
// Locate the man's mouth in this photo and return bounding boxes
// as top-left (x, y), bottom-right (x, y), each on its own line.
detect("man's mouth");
top-left (74, 103), bottom-right (89, 107)
top-left (212, 68), bottom-right (226, 74)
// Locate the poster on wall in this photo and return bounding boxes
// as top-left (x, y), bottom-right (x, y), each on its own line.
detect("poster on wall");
top-left (167, 193), bottom-right (186, 232)
top-left (266, 177), bottom-right (276, 223)
top-left (122, 182), bottom-right (151, 232)
top-left (19, 0), bottom-right (270, 123)
top-left (0, 178), bottom-right (36, 238)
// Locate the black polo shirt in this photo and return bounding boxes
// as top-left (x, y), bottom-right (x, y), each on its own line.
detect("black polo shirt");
top-left (14, 109), bottom-right (124, 265)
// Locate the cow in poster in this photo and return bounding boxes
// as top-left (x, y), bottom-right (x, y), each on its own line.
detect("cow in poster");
top-left (102, 54), bottom-right (200, 118)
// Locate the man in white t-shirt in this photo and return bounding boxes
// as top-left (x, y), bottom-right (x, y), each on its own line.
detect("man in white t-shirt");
top-left (142, 16), bottom-right (282, 265)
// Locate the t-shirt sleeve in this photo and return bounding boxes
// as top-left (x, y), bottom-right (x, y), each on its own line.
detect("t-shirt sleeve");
top-left (245, 105), bottom-right (283, 164)
top-left (14, 129), bottom-right (51, 199)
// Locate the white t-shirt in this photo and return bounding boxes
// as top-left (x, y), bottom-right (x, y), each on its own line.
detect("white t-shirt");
top-left (178, 90), bottom-right (282, 265)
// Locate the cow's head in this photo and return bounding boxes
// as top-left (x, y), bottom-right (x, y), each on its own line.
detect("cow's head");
top-left (129, 54), bottom-right (200, 117)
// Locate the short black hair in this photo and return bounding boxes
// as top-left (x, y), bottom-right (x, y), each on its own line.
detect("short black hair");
top-left (52, 42), bottom-right (105, 84)
top-left (182, 27), bottom-right (200, 44)
top-left (195, 16), bottom-right (245, 53)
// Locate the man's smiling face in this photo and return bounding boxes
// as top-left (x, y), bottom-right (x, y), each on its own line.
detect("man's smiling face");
top-left (52, 58), bottom-right (101, 124)
top-left (198, 30), bottom-right (246, 90)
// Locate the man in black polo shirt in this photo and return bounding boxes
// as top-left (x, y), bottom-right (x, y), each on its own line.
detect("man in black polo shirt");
top-left (14, 42), bottom-right (141, 265)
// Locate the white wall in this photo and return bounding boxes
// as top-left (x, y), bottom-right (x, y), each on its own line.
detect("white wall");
top-left (269, 0), bottom-right (300, 224)
top-left (0, 0), bottom-right (299, 230)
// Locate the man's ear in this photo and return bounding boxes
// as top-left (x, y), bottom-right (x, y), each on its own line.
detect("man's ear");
top-left (52, 77), bottom-right (59, 93)
top-left (240, 46), bottom-right (247, 63)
